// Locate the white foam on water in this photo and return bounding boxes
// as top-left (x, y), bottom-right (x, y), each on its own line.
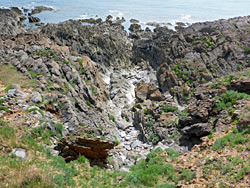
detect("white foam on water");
top-left (0, 6), bottom-right (11, 9)
top-left (78, 14), bottom-right (89, 20)
top-left (180, 14), bottom-right (192, 21)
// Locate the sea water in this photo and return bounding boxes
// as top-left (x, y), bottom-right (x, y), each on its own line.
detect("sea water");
top-left (1, 0), bottom-right (250, 26)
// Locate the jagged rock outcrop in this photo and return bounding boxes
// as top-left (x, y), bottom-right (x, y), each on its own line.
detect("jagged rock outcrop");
top-left (30, 6), bottom-right (54, 15)
top-left (40, 19), bottom-right (133, 68)
top-left (0, 7), bottom-right (26, 36)
top-left (56, 137), bottom-right (115, 162)
top-left (0, 33), bottom-right (119, 141)
top-left (134, 82), bottom-right (164, 102)
top-left (28, 16), bottom-right (41, 23)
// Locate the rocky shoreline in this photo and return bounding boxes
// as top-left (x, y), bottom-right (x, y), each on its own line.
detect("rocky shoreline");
top-left (0, 6), bottom-right (250, 176)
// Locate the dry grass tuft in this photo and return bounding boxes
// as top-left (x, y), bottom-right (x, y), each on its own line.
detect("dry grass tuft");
top-left (0, 64), bottom-right (36, 89)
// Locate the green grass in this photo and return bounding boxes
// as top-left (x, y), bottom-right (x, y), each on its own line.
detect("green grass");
top-left (124, 148), bottom-right (195, 186)
top-left (179, 108), bottom-right (189, 117)
top-left (165, 148), bottom-right (179, 160)
top-left (212, 127), bottom-right (250, 151)
top-left (215, 90), bottom-right (250, 110)
top-left (0, 105), bottom-right (10, 112)
top-left (28, 68), bottom-right (46, 79)
top-left (0, 120), bottom-right (7, 126)
top-left (162, 105), bottom-right (178, 112)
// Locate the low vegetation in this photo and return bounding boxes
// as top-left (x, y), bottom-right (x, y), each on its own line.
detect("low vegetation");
top-left (0, 64), bottom-right (37, 89)
top-left (215, 90), bottom-right (250, 111)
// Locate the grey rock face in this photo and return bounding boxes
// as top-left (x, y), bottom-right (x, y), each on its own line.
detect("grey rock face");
top-left (8, 89), bottom-right (27, 99)
top-left (0, 7), bottom-right (26, 36)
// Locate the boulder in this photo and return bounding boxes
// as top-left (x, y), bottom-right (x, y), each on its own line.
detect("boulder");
top-left (55, 137), bottom-right (115, 162)
top-left (134, 82), bottom-right (164, 102)
top-left (179, 100), bottom-right (214, 127)
top-left (134, 84), bottom-right (149, 102)
top-left (229, 79), bottom-right (250, 94)
top-left (182, 123), bottom-right (212, 137)
top-left (30, 91), bottom-right (42, 103)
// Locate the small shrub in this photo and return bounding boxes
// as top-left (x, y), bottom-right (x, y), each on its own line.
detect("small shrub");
top-left (244, 47), bottom-right (250, 54)
top-left (216, 90), bottom-right (250, 110)
top-left (55, 123), bottom-right (63, 135)
top-left (98, 126), bottom-right (104, 131)
top-left (162, 105), bottom-right (178, 112)
top-left (0, 120), bottom-right (7, 126)
top-left (212, 128), bottom-right (250, 150)
top-left (179, 108), bottom-right (189, 117)
top-left (109, 115), bottom-right (115, 122)
top-left (25, 108), bottom-right (44, 118)
top-left (149, 133), bottom-right (159, 142)
top-left (0, 105), bottom-right (9, 112)
top-left (0, 99), bottom-right (5, 104)
top-left (86, 100), bottom-right (93, 108)
top-left (115, 140), bottom-right (119, 146)
top-left (146, 121), bottom-right (153, 126)
top-left (179, 169), bottom-right (196, 182)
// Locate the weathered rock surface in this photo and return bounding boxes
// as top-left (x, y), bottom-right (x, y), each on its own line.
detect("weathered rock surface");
top-left (30, 91), bottom-right (42, 103)
top-left (56, 137), bottom-right (115, 162)
top-left (28, 16), bottom-right (41, 23)
top-left (181, 123), bottom-right (212, 137)
top-left (40, 19), bottom-right (133, 68)
top-left (135, 82), bottom-right (164, 102)
top-left (30, 6), bottom-right (54, 15)
top-left (0, 7), bottom-right (26, 35)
